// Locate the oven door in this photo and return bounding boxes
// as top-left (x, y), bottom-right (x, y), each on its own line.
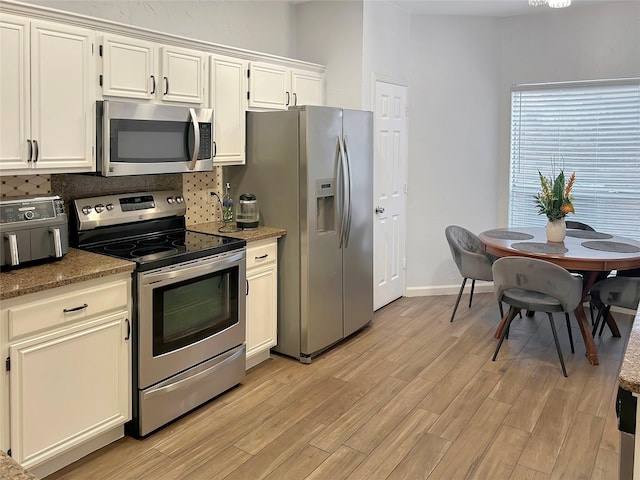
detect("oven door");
top-left (137, 248), bottom-right (246, 389)
top-left (99, 100), bottom-right (214, 176)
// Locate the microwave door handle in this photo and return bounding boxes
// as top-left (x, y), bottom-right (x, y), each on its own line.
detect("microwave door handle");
top-left (4, 233), bottom-right (19, 266)
top-left (49, 227), bottom-right (63, 258)
top-left (187, 108), bottom-right (200, 170)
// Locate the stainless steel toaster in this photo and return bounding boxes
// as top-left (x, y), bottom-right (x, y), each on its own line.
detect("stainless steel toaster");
top-left (0, 195), bottom-right (68, 268)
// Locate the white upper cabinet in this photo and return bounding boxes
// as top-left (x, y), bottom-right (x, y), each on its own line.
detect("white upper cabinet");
top-left (0, 14), bottom-right (95, 174)
top-left (100, 34), bottom-right (206, 105)
top-left (210, 54), bottom-right (247, 165)
top-left (291, 68), bottom-right (324, 107)
top-left (248, 61), bottom-right (324, 110)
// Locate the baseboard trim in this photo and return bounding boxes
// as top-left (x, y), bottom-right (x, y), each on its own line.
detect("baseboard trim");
top-left (405, 282), bottom-right (494, 297)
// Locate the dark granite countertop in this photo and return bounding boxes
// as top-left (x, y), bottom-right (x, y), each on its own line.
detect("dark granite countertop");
top-left (620, 307), bottom-right (640, 393)
top-left (0, 451), bottom-right (39, 479)
top-left (189, 222), bottom-right (286, 242)
top-left (0, 248), bottom-right (135, 301)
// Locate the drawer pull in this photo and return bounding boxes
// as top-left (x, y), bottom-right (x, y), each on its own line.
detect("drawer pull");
top-left (63, 303), bottom-right (88, 314)
top-left (125, 318), bottom-right (131, 340)
top-left (255, 253), bottom-right (269, 260)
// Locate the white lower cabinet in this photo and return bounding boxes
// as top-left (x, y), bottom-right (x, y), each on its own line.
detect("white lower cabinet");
top-left (1, 274), bottom-right (131, 477)
top-left (245, 238), bottom-right (278, 369)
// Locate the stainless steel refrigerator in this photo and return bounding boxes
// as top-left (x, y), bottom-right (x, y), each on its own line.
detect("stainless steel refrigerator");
top-left (228, 106), bottom-right (373, 362)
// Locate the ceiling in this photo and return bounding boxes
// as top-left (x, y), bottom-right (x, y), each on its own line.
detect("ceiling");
top-left (386, 0), bottom-right (626, 17)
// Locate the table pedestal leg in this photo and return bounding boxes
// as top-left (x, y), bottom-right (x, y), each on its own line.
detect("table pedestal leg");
top-left (495, 308), bottom-right (521, 339)
top-left (574, 305), bottom-right (599, 365)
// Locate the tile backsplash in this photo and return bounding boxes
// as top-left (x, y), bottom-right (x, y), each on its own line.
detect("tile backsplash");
top-left (0, 169), bottom-right (223, 226)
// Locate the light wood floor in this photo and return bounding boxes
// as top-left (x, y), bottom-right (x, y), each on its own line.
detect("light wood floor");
top-left (46, 293), bottom-right (631, 480)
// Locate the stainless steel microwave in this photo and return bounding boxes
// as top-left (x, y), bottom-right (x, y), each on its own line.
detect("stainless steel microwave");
top-left (96, 100), bottom-right (215, 176)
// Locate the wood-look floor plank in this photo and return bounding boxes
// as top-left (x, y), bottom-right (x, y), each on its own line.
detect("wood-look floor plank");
top-left (385, 432), bottom-right (451, 480)
top-left (346, 408), bottom-right (439, 480)
top-left (42, 294), bottom-right (624, 480)
top-left (262, 445), bottom-right (329, 480)
top-left (303, 446), bottom-right (366, 480)
top-left (176, 446), bottom-right (251, 480)
top-left (466, 424), bottom-right (530, 480)
top-left (344, 376), bottom-right (438, 454)
top-left (549, 411), bottom-right (605, 480)
top-left (516, 388), bottom-right (583, 474)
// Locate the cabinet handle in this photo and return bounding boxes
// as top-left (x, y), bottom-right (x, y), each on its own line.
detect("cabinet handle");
top-left (164, 76), bottom-right (169, 95)
top-left (27, 139), bottom-right (33, 162)
top-left (246, 279), bottom-right (249, 296)
top-left (286, 91), bottom-right (290, 106)
top-left (4, 233), bottom-right (19, 266)
top-left (293, 92), bottom-right (297, 106)
top-left (255, 253), bottom-right (269, 260)
top-left (212, 141), bottom-right (217, 158)
top-left (33, 140), bottom-right (39, 162)
top-left (125, 318), bottom-right (131, 340)
top-left (63, 303), bottom-right (88, 314)
top-left (150, 75), bottom-right (156, 94)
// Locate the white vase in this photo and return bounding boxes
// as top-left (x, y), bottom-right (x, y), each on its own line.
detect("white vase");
top-left (546, 218), bottom-right (566, 242)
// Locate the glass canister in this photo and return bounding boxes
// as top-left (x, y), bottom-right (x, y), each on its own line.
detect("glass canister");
top-left (236, 193), bottom-right (259, 229)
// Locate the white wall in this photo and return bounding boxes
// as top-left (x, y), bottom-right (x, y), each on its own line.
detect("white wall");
top-left (362, 0), bottom-right (411, 109)
top-left (407, 2), bottom-right (640, 295)
top-left (295, 0), bottom-right (364, 109)
top-left (24, 0), bottom-right (296, 57)
top-left (406, 15), bottom-right (501, 293)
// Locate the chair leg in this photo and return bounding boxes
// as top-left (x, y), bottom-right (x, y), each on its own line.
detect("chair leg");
top-left (450, 278), bottom-right (467, 322)
top-left (492, 307), bottom-right (518, 362)
top-left (598, 305), bottom-right (611, 337)
top-left (498, 301), bottom-right (504, 319)
top-left (468, 279), bottom-right (476, 308)
top-left (592, 304), bottom-right (606, 337)
top-left (548, 313), bottom-right (568, 377)
top-left (565, 313), bottom-right (575, 354)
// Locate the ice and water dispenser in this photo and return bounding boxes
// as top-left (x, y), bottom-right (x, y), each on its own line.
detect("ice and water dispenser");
top-left (315, 179), bottom-right (335, 234)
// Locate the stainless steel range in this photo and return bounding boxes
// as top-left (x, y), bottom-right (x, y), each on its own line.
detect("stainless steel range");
top-left (73, 190), bottom-right (246, 437)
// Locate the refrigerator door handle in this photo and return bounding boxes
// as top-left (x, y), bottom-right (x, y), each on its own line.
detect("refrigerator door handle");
top-left (343, 135), bottom-right (353, 248)
top-left (337, 135), bottom-right (348, 248)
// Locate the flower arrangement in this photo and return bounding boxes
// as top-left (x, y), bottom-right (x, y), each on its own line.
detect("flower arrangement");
top-left (534, 169), bottom-right (576, 221)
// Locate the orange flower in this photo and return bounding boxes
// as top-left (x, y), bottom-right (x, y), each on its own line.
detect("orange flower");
top-left (561, 202), bottom-right (575, 214)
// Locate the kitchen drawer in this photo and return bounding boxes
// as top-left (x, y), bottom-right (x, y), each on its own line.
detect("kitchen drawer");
top-left (7, 278), bottom-right (129, 340)
top-left (246, 239), bottom-right (277, 270)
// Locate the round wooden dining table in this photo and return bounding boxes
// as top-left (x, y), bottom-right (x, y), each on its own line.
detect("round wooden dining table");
top-left (479, 226), bottom-right (640, 366)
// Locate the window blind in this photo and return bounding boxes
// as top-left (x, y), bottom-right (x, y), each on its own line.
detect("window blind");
top-left (509, 79), bottom-right (640, 239)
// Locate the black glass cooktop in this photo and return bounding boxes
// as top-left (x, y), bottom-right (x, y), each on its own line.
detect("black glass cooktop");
top-left (82, 229), bottom-right (246, 271)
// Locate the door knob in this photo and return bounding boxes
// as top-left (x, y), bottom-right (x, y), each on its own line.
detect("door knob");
top-left (375, 206), bottom-right (385, 214)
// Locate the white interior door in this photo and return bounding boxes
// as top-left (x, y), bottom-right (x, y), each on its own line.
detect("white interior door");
top-left (373, 80), bottom-right (407, 310)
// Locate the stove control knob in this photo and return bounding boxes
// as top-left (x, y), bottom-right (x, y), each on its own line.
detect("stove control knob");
top-left (82, 206), bottom-right (93, 215)
top-left (23, 210), bottom-right (35, 220)
top-left (175, 196), bottom-right (184, 204)
top-left (105, 203), bottom-right (114, 211)
top-left (167, 197), bottom-right (175, 204)
top-left (95, 204), bottom-right (105, 213)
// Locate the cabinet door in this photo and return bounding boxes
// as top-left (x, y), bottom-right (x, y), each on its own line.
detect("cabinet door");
top-left (248, 61), bottom-right (289, 110)
top-left (210, 54), bottom-right (247, 165)
top-left (246, 263), bottom-right (277, 361)
top-left (101, 34), bottom-right (155, 99)
top-left (9, 311), bottom-right (130, 469)
top-left (0, 14), bottom-right (31, 172)
top-left (30, 20), bottom-right (95, 172)
top-left (160, 45), bottom-right (205, 104)
top-left (292, 69), bottom-right (324, 107)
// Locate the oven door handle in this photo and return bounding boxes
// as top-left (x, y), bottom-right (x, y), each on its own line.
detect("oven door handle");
top-left (143, 252), bottom-right (245, 286)
top-left (143, 346), bottom-right (244, 399)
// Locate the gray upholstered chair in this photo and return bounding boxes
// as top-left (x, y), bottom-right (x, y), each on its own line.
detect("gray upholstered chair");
top-left (590, 277), bottom-right (640, 337)
top-left (491, 257), bottom-right (583, 377)
top-left (445, 225), bottom-right (503, 322)
top-left (565, 220), bottom-right (595, 231)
